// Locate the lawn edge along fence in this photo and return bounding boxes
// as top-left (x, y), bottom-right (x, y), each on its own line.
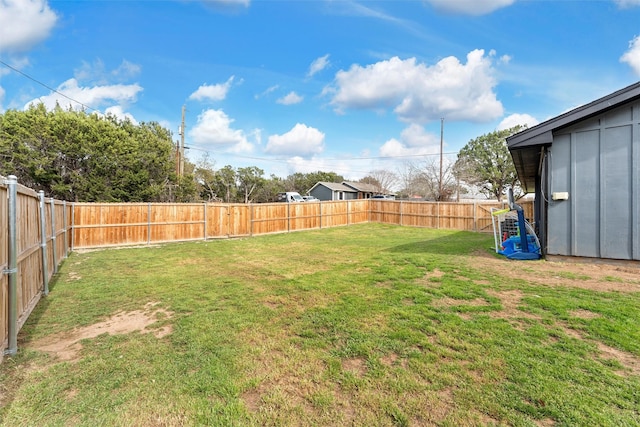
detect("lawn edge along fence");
top-left (71, 199), bottom-right (531, 249)
top-left (2, 174), bottom-right (533, 360)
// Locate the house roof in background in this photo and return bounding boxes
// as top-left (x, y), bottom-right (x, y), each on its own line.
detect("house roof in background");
top-left (311, 182), bottom-right (357, 192)
top-left (342, 181), bottom-right (378, 193)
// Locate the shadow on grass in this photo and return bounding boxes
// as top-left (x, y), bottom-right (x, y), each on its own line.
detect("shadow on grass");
top-left (384, 230), bottom-right (496, 256)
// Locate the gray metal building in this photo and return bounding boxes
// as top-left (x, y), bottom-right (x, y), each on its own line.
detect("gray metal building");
top-left (507, 81), bottom-right (640, 262)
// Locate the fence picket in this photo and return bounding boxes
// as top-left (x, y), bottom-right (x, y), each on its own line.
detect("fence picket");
top-left (1, 175), bottom-right (534, 361)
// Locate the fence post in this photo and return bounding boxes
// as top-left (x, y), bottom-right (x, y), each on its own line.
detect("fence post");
top-left (287, 203), bottom-right (291, 232)
top-left (63, 201), bottom-right (68, 258)
top-left (203, 202), bottom-right (207, 241)
top-left (400, 201), bottom-right (403, 226)
top-left (4, 176), bottom-right (18, 356)
top-left (473, 201), bottom-right (477, 232)
top-left (347, 200), bottom-right (350, 225)
top-left (49, 198), bottom-right (57, 274)
top-left (39, 192), bottom-right (50, 296)
top-left (147, 203), bottom-right (152, 245)
top-left (70, 203), bottom-right (75, 251)
top-left (249, 204), bottom-right (254, 237)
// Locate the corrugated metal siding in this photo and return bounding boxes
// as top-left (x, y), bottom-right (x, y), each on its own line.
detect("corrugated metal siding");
top-left (547, 102), bottom-right (639, 260)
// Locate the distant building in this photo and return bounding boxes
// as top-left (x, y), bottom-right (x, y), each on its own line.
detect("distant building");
top-left (308, 181), bottom-right (393, 201)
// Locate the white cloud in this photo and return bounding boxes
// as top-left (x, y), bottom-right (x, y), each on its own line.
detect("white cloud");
top-left (426, 0), bottom-right (515, 15)
top-left (497, 114), bottom-right (539, 131)
top-left (189, 108), bottom-right (254, 153)
top-left (285, 155), bottom-right (362, 179)
top-left (74, 59), bottom-right (141, 84)
top-left (614, 0), bottom-right (640, 8)
top-left (189, 76), bottom-right (235, 102)
top-left (328, 49), bottom-right (503, 124)
top-left (307, 54), bottom-right (330, 78)
top-left (379, 124), bottom-right (441, 157)
top-left (265, 123), bottom-right (325, 156)
top-left (620, 35), bottom-right (640, 76)
top-left (24, 78), bottom-right (143, 111)
top-left (105, 105), bottom-right (138, 125)
top-left (202, 0), bottom-right (250, 6)
top-left (0, 0), bottom-right (58, 52)
top-left (197, 0), bottom-right (250, 13)
top-left (499, 55), bottom-right (512, 65)
top-left (277, 91), bottom-right (303, 105)
top-left (255, 85), bottom-right (279, 100)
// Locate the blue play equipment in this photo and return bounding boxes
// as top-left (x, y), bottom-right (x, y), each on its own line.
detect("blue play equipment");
top-left (491, 189), bottom-right (541, 260)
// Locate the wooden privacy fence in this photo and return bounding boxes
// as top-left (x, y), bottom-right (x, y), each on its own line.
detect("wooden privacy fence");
top-left (2, 173), bottom-right (533, 360)
top-left (1, 176), bottom-right (71, 361)
top-left (71, 200), bottom-right (372, 248)
top-left (369, 200), bottom-right (533, 232)
top-left (70, 199), bottom-right (533, 249)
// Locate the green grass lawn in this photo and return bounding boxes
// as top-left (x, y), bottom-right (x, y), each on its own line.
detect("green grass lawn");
top-left (1, 223), bottom-right (639, 426)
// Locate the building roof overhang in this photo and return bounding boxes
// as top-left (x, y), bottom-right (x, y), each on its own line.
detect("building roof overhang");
top-left (506, 81), bottom-right (640, 193)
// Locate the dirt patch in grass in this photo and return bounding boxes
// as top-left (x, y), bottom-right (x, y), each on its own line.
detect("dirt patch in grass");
top-left (380, 352), bottom-right (408, 369)
top-left (569, 309), bottom-right (601, 319)
top-left (426, 268), bottom-right (445, 279)
top-left (342, 357), bottom-right (367, 377)
top-left (486, 289), bottom-right (542, 321)
top-left (67, 272), bottom-right (82, 281)
top-left (467, 250), bottom-right (640, 293)
top-left (487, 291), bottom-right (640, 377)
top-left (596, 342), bottom-right (640, 376)
top-left (27, 302), bottom-right (173, 362)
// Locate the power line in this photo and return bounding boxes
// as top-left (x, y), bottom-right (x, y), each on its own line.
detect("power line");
top-left (186, 143), bottom-right (459, 162)
top-left (184, 144), bottom-right (461, 177)
top-left (0, 60), bottom-right (99, 113)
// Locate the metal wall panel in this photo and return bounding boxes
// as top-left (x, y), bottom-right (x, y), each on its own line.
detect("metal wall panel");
top-left (602, 124), bottom-right (633, 259)
top-left (573, 129), bottom-right (600, 258)
top-left (547, 102), bottom-right (639, 260)
top-left (547, 134), bottom-right (572, 255)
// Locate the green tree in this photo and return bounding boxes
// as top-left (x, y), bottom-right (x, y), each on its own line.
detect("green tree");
top-left (0, 105), bottom-right (194, 202)
top-left (454, 126), bottom-right (524, 201)
top-left (212, 165), bottom-right (238, 203)
top-left (237, 166), bottom-right (265, 203)
top-left (253, 174), bottom-right (286, 202)
top-left (193, 154), bottom-right (221, 201)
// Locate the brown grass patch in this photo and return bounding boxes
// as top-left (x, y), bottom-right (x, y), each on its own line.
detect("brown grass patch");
top-left (486, 290), bottom-right (640, 377)
top-left (342, 357), bottom-right (367, 377)
top-left (27, 302), bottom-right (173, 362)
top-left (486, 290), bottom-right (541, 321)
top-left (464, 250), bottom-right (640, 293)
top-left (433, 297), bottom-right (490, 308)
top-left (569, 309), bottom-right (601, 319)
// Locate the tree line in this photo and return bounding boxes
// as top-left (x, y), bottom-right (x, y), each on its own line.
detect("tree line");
top-left (0, 105), bottom-right (523, 203)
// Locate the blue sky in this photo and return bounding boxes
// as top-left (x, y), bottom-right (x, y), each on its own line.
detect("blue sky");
top-left (1, 0), bottom-right (640, 182)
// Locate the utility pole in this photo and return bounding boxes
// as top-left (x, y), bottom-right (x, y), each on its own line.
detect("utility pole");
top-left (179, 105), bottom-right (186, 177)
top-left (439, 117), bottom-right (444, 201)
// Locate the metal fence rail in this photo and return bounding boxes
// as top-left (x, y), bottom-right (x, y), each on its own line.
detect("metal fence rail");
top-left (1, 176), bottom-right (71, 362)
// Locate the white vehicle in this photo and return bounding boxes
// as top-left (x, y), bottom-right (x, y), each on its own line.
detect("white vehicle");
top-left (276, 192), bottom-right (305, 203)
top-left (302, 195), bottom-right (319, 202)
